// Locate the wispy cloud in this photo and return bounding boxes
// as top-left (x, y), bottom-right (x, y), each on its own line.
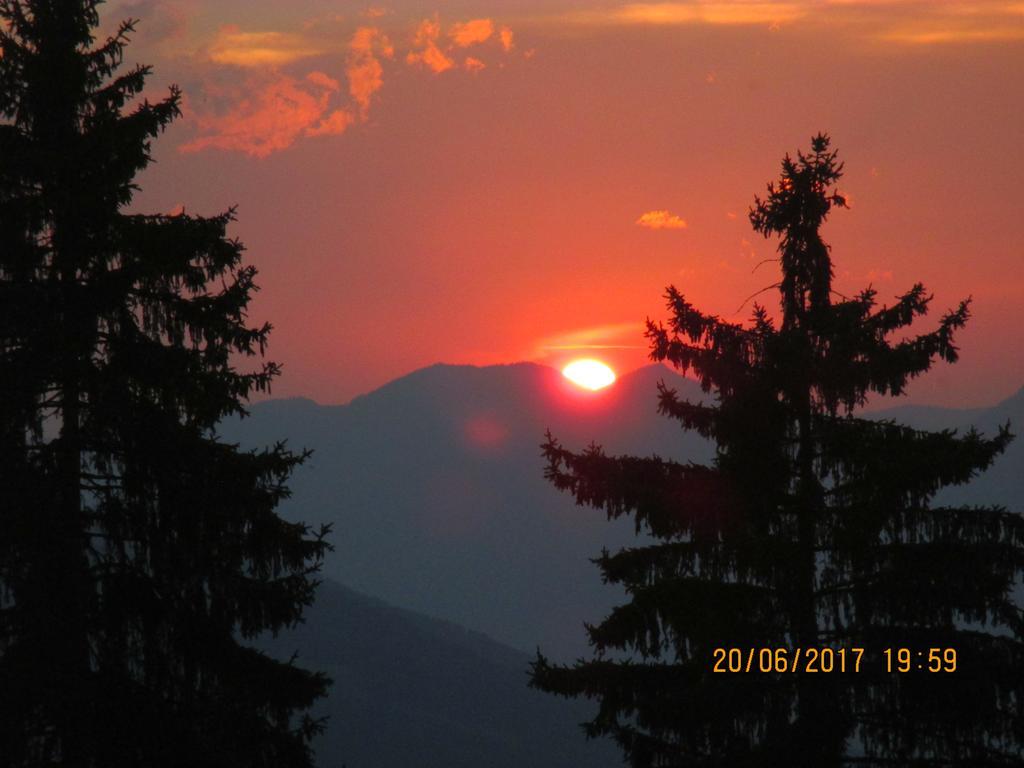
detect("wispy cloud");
top-left (562, 2), bottom-right (806, 27)
top-left (306, 108), bottom-right (354, 137)
top-left (542, 1), bottom-right (1024, 44)
top-left (206, 27), bottom-right (331, 67)
top-left (178, 12), bottom-right (521, 156)
top-left (449, 18), bottom-right (495, 47)
top-left (865, 268), bottom-right (893, 282)
top-left (636, 210), bottom-right (688, 230)
top-left (179, 71), bottom-right (347, 157)
top-left (408, 16), bottom-right (516, 72)
top-left (535, 322), bottom-right (646, 353)
top-left (347, 26), bottom-right (394, 119)
top-left (407, 16), bottom-right (455, 72)
top-left (880, 24), bottom-right (1024, 44)
top-left (499, 25), bottom-right (515, 52)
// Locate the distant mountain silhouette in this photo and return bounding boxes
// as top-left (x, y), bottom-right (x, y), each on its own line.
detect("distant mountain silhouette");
top-left (258, 579), bottom-right (619, 768)
top-left (223, 364), bottom-right (1020, 657)
top-left (224, 362), bottom-right (712, 658)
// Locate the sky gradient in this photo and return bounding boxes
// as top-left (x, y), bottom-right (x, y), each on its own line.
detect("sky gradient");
top-left (110, 0), bottom-right (1024, 407)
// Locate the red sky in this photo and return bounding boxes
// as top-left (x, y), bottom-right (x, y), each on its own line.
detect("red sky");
top-left (112, 0), bottom-right (1024, 407)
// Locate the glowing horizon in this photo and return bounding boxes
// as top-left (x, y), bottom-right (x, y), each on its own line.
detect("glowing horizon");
top-left (118, 0), bottom-right (1024, 409)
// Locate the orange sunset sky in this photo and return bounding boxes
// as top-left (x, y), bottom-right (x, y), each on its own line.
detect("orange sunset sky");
top-left (112, 0), bottom-right (1024, 407)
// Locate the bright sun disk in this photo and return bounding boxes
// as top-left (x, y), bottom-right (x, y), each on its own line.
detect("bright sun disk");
top-left (562, 359), bottom-right (616, 390)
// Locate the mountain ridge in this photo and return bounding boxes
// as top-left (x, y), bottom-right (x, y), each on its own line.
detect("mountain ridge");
top-left (231, 362), bottom-right (1021, 766)
top-left (259, 578), bottom-right (619, 768)
top-left (224, 362), bottom-right (1021, 657)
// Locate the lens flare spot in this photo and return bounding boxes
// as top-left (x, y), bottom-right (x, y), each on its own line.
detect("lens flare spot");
top-left (463, 415), bottom-right (507, 448)
top-left (562, 359), bottom-right (616, 390)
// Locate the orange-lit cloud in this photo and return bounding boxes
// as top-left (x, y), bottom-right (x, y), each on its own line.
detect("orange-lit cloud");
top-left (306, 108), bottom-right (354, 137)
top-left (180, 71), bottom-right (348, 157)
top-left (565, 2), bottom-right (806, 27)
top-left (865, 0), bottom-right (1024, 43)
top-left (449, 18), bottom-right (494, 47)
top-left (179, 13), bottom-right (520, 155)
top-left (347, 26), bottom-right (394, 120)
top-left (306, 71), bottom-right (341, 91)
top-left (880, 25), bottom-right (1024, 44)
top-left (535, 322), bottom-right (646, 353)
top-left (406, 16), bottom-right (455, 72)
top-left (207, 27), bottom-right (329, 67)
top-left (549, 0), bottom-right (1024, 43)
top-left (636, 210), bottom-right (688, 229)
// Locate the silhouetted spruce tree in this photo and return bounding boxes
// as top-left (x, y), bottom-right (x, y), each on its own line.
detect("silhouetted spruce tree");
top-left (530, 135), bottom-right (1024, 766)
top-left (0, 2), bottom-right (330, 766)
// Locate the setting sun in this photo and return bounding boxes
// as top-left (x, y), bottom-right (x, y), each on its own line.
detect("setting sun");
top-left (562, 359), bottom-right (616, 390)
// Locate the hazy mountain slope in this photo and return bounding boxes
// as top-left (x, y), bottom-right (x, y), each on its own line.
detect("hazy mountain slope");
top-left (236, 368), bottom-right (1021, 766)
top-left (224, 363), bottom-right (711, 657)
top-left (259, 579), bottom-right (619, 768)
top-left (224, 363), bottom-right (1021, 657)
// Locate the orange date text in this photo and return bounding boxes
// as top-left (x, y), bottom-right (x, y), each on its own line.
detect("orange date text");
top-left (711, 647), bottom-right (864, 673)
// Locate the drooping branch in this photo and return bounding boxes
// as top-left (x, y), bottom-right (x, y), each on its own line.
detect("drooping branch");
top-left (543, 434), bottom-right (735, 539)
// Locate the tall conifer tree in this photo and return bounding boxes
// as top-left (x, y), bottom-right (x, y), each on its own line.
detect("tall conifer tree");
top-left (0, 2), bottom-right (330, 765)
top-left (531, 135), bottom-right (1024, 766)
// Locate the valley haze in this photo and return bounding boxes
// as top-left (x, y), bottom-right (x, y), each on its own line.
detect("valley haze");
top-left (224, 362), bottom-right (1024, 657)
